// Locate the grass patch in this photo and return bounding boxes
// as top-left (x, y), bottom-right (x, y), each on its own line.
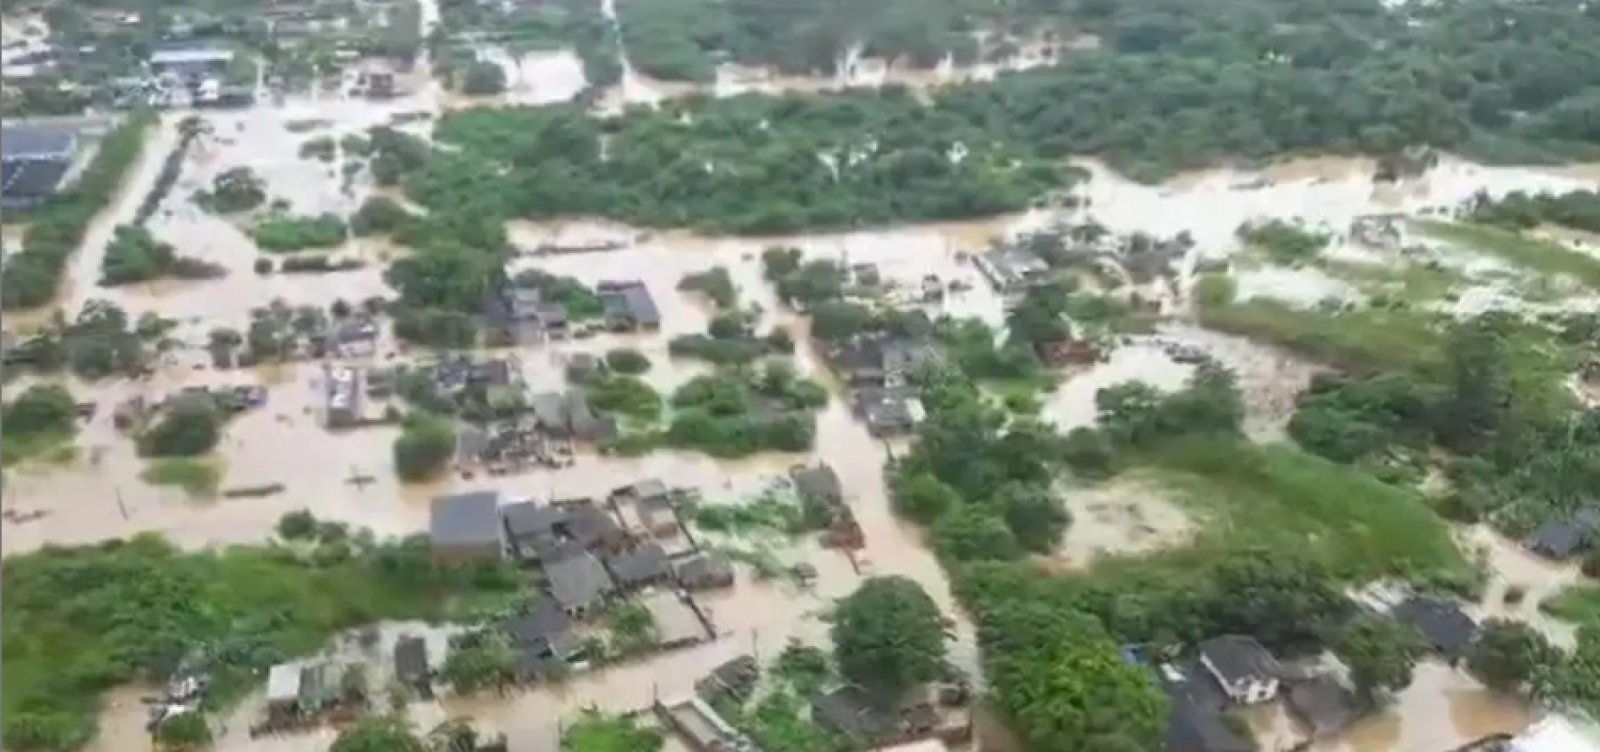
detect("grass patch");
top-left (1316, 257), bottom-right (1463, 304)
top-left (1197, 297), bottom-right (1445, 372)
top-left (0, 429), bottom-right (77, 467)
top-left (1542, 585), bottom-right (1600, 630)
top-left (1, 531), bottom-right (524, 750)
top-left (1414, 220), bottom-right (1600, 290)
top-left (1140, 439), bottom-right (1467, 582)
top-left (141, 457), bottom-right (224, 498)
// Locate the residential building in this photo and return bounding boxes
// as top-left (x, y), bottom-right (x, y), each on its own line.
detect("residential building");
top-left (149, 45), bottom-right (234, 80)
top-left (604, 542), bottom-right (672, 591)
top-left (1528, 510), bottom-right (1600, 560)
top-left (598, 280), bottom-right (661, 330)
top-left (1284, 677), bottom-right (1358, 740)
top-left (429, 491), bottom-right (505, 563)
top-left (266, 663), bottom-right (303, 718)
top-left (810, 685), bottom-right (943, 748)
top-left (2, 122), bottom-right (78, 209)
top-left (325, 365), bottom-right (360, 427)
top-left (696, 655), bottom-right (759, 704)
top-left (1198, 635), bottom-right (1280, 705)
top-left (674, 553), bottom-right (735, 591)
top-left (790, 463), bottom-right (843, 506)
top-left (393, 637), bottom-right (431, 698)
top-left (852, 386), bottom-right (926, 437)
top-left (1393, 596), bottom-right (1476, 658)
top-left (545, 550), bottom-right (615, 618)
top-left (655, 696), bottom-right (760, 752)
top-left (974, 247), bottom-right (1049, 293)
top-left (1148, 660), bottom-right (1253, 752)
top-left (611, 479), bottom-right (680, 538)
top-left (640, 590), bottom-right (709, 649)
top-left (504, 598), bottom-right (582, 678)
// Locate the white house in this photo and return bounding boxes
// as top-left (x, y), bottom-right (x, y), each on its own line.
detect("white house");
top-left (1198, 635), bottom-right (1280, 705)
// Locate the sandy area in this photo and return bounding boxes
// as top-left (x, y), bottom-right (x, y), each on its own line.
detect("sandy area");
top-left (1049, 478), bottom-right (1195, 569)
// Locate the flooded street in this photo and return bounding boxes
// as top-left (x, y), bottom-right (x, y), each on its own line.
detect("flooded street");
top-left (11, 21), bottom-right (1600, 746)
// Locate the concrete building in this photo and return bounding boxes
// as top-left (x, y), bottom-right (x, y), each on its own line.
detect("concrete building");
top-left (429, 491), bottom-right (505, 563)
top-left (2, 122), bottom-right (78, 209)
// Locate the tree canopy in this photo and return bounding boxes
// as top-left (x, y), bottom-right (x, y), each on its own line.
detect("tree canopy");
top-left (830, 576), bottom-right (948, 701)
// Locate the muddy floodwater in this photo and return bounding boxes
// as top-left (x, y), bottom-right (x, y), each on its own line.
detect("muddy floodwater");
top-left (12, 30), bottom-right (1600, 748)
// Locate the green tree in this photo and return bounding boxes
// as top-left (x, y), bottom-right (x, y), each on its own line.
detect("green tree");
top-left (831, 576), bottom-right (948, 701)
top-left (983, 603), bottom-right (1167, 752)
top-left (604, 348), bottom-right (652, 375)
top-left (933, 504), bottom-right (1023, 562)
top-left (393, 413), bottom-right (457, 481)
top-left (1337, 617), bottom-right (1424, 702)
top-left (138, 399), bottom-right (222, 458)
top-left (154, 712), bottom-right (211, 749)
top-left (3, 384), bottom-right (77, 435)
top-left (441, 633), bottom-right (518, 693)
top-left (1538, 625), bottom-right (1600, 716)
top-left (1469, 618), bottom-right (1559, 693)
top-left (461, 61), bottom-right (507, 95)
top-left (992, 482), bottom-right (1069, 553)
top-left (331, 715), bottom-right (426, 752)
top-left (562, 710), bottom-right (663, 752)
top-left (892, 473), bottom-right (961, 523)
top-left (609, 602), bottom-right (658, 653)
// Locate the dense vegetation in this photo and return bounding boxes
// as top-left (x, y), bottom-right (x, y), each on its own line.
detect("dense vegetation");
top-left (0, 525), bottom-right (521, 750)
top-left (137, 398), bottom-right (223, 458)
top-left (194, 166), bottom-right (267, 214)
top-left (393, 412), bottom-right (458, 481)
top-left (402, 92), bottom-right (1065, 235)
top-left (1, 384), bottom-right (79, 465)
top-left (1467, 189), bottom-right (1600, 235)
top-left (2, 112), bottom-right (155, 310)
top-left (251, 212), bottom-right (350, 252)
top-left (830, 576), bottom-right (947, 700)
top-left (99, 224), bottom-right (224, 285)
top-left (3, 301), bottom-right (168, 381)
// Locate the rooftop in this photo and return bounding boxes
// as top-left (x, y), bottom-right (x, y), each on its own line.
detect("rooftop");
top-left (791, 464), bottom-right (843, 503)
top-left (1198, 635), bottom-right (1279, 685)
top-left (430, 491), bottom-right (503, 549)
top-left (1284, 677), bottom-right (1358, 736)
top-left (393, 637), bottom-right (428, 682)
top-left (605, 542), bottom-right (671, 587)
top-left (599, 280), bottom-right (661, 325)
top-left (1, 123), bottom-right (77, 160)
top-left (640, 590), bottom-right (706, 646)
top-left (1393, 596), bottom-right (1476, 654)
top-left (150, 46), bottom-right (235, 65)
top-left (545, 551), bottom-right (614, 610)
top-left (1, 159), bottom-right (70, 201)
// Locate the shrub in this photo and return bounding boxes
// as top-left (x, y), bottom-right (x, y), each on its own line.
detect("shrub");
top-left (605, 348), bottom-right (652, 375)
top-left (138, 399), bottom-right (222, 458)
top-left (393, 413), bottom-right (457, 482)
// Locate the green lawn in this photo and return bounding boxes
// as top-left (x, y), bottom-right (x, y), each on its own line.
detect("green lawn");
top-left (1196, 297), bottom-right (1445, 373)
top-left (1142, 439), bottom-right (1468, 582)
top-left (1414, 220), bottom-right (1600, 290)
top-left (1542, 585), bottom-right (1600, 630)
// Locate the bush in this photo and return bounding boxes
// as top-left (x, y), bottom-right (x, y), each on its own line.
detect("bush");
top-left (195, 166), bottom-right (267, 213)
top-left (393, 413), bottom-right (457, 481)
top-left (350, 196), bottom-right (414, 236)
top-left (586, 374), bottom-right (663, 420)
top-left (605, 348), bottom-right (652, 375)
top-left (138, 399), bottom-right (222, 458)
top-left (251, 212), bottom-right (349, 252)
top-left (100, 224), bottom-right (223, 285)
top-left (254, 258), bottom-right (275, 274)
top-left (393, 307), bottom-right (477, 348)
top-left (299, 135), bottom-right (338, 162)
top-left (677, 267), bottom-right (737, 309)
top-left (140, 457), bottom-right (223, 498)
top-left (460, 61), bottom-right (507, 95)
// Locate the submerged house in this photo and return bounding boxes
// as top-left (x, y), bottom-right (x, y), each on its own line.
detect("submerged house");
top-left (1393, 596), bottom-right (1477, 659)
top-left (1198, 635), bottom-right (1280, 705)
top-left (598, 280), bottom-right (661, 331)
top-left (429, 491), bottom-right (504, 563)
top-left (1527, 510), bottom-right (1600, 560)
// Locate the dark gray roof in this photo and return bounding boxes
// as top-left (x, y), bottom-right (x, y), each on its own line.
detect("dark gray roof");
top-left (810, 684), bottom-right (936, 743)
top-left (604, 542), bottom-right (670, 586)
top-left (545, 551), bottom-right (614, 609)
top-left (504, 599), bottom-right (572, 647)
top-left (674, 553), bottom-right (734, 588)
top-left (2, 124), bottom-right (76, 160)
top-left (1529, 512), bottom-right (1599, 559)
top-left (2, 159), bottom-right (70, 199)
top-left (1285, 677), bottom-right (1358, 736)
top-left (791, 464), bottom-right (843, 503)
top-left (1167, 701), bottom-right (1253, 752)
top-left (1393, 597), bottom-right (1476, 654)
top-left (1198, 635), bottom-right (1278, 685)
top-left (430, 491), bottom-right (503, 548)
top-left (502, 500), bottom-right (567, 540)
top-left (394, 637), bottom-right (428, 682)
top-left (599, 281), bottom-right (660, 325)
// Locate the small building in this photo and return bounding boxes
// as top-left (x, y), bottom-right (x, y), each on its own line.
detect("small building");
top-left (655, 696), bottom-right (760, 752)
top-left (604, 542), bottom-right (672, 591)
top-left (1198, 635), bottom-right (1280, 705)
top-left (612, 479), bottom-right (680, 538)
top-left (266, 663), bottom-right (303, 717)
top-left (1167, 701), bottom-right (1254, 752)
top-left (1284, 676), bottom-right (1358, 740)
top-left (811, 684), bottom-right (940, 748)
top-left (674, 553), bottom-right (735, 591)
top-left (565, 353), bottom-right (603, 384)
top-left (325, 365), bottom-right (360, 427)
top-left (393, 637), bottom-right (431, 698)
top-left (504, 598), bottom-right (582, 668)
top-left (696, 655), bottom-right (759, 704)
top-left (640, 590), bottom-right (709, 649)
top-left (598, 280), bottom-right (661, 330)
top-left (545, 550), bottom-right (615, 618)
top-left (430, 491), bottom-right (505, 563)
top-left (974, 247), bottom-right (1049, 293)
top-left (852, 386), bottom-right (925, 437)
top-left (1527, 510), bottom-right (1600, 560)
top-left (2, 122), bottom-right (78, 209)
top-left (149, 45), bottom-right (234, 80)
top-left (1393, 596), bottom-right (1477, 658)
top-left (790, 463), bottom-right (843, 507)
